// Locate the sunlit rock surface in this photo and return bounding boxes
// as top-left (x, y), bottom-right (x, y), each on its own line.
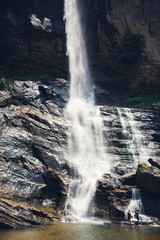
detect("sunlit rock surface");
top-left (136, 162), bottom-right (160, 195)
top-left (95, 174), bottom-right (132, 220)
top-left (0, 197), bottom-right (59, 228)
top-left (0, 79), bottom-right (69, 212)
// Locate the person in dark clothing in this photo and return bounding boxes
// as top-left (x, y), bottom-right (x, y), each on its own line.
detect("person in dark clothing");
top-left (127, 210), bottom-right (132, 221)
top-left (135, 209), bottom-right (140, 222)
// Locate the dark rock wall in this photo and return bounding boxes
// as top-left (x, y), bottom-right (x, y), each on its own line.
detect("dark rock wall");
top-left (92, 0), bottom-right (160, 62)
top-left (1, 0), bottom-right (160, 90)
top-left (0, 0), bottom-right (66, 71)
top-left (88, 0), bottom-right (160, 92)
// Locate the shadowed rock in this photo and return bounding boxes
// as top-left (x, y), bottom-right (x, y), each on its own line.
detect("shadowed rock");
top-left (121, 171), bottom-right (136, 185)
top-left (148, 158), bottom-right (160, 170)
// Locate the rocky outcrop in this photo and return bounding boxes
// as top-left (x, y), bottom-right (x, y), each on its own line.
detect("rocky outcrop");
top-left (0, 197), bottom-right (59, 228)
top-left (134, 160), bottom-right (160, 219)
top-left (0, 78), bottom-right (160, 225)
top-left (136, 162), bottom-right (160, 195)
top-left (87, 0), bottom-right (160, 92)
top-left (0, 78), bottom-right (69, 228)
top-left (94, 174), bottom-right (132, 220)
top-left (100, 106), bottom-right (160, 176)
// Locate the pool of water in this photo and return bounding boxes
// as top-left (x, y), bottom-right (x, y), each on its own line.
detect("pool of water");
top-left (0, 223), bottom-right (160, 240)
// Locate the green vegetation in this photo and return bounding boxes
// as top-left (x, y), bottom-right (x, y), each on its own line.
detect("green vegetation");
top-left (112, 33), bottom-right (146, 64)
top-left (0, 58), bottom-right (68, 82)
top-left (0, 77), bottom-right (9, 91)
top-left (8, 49), bottom-right (27, 68)
top-left (138, 163), bottom-right (150, 172)
top-left (124, 94), bottom-right (160, 110)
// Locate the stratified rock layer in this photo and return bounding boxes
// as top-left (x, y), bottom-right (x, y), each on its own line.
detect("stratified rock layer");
top-left (0, 79), bottom-right (160, 225)
top-left (95, 174), bottom-right (132, 220)
top-left (0, 197), bottom-right (59, 228)
top-left (0, 79), bottom-right (69, 215)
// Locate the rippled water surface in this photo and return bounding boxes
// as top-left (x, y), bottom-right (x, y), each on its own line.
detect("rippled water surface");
top-left (0, 223), bottom-right (160, 240)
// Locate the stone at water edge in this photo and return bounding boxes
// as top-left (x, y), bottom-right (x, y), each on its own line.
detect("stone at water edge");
top-left (94, 177), bottom-right (132, 220)
top-left (0, 197), bottom-right (60, 228)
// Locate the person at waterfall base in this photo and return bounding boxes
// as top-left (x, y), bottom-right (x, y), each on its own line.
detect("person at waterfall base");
top-left (135, 209), bottom-right (140, 221)
top-left (127, 210), bottom-right (132, 221)
top-left (130, 221), bottom-right (135, 228)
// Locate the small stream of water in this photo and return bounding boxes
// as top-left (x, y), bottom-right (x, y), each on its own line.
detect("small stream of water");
top-left (117, 108), bottom-right (153, 223)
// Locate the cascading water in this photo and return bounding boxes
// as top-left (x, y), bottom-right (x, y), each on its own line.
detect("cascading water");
top-left (126, 188), bottom-right (143, 221)
top-left (117, 108), bottom-right (153, 223)
top-left (117, 107), bottom-right (150, 168)
top-left (63, 0), bottom-right (110, 221)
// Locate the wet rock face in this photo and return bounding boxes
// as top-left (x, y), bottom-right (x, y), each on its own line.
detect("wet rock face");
top-left (0, 79), bottom-right (160, 225)
top-left (0, 197), bottom-right (59, 228)
top-left (94, 174), bottom-right (132, 220)
top-left (0, 78), bottom-right (69, 210)
top-left (94, 106), bottom-right (160, 220)
top-left (100, 106), bottom-right (160, 176)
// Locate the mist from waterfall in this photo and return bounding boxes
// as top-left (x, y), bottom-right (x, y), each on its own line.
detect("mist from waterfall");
top-left (64, 0), bottom-right (110, 221)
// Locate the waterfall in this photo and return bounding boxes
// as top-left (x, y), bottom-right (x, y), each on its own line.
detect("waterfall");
top-left (63, 0), bottom-right (110, 221)
top-left (126, 188), bottom-right (143, 221)
top-left (117, 108), bottom-right (154, 223)
top-left (117, 108), bottom-right (150, 168)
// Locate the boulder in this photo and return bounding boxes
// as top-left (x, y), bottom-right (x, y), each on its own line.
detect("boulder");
top-left (136, 163), bottom-right (160, 195)
top-left (94, 175), bottom-right (132, 220)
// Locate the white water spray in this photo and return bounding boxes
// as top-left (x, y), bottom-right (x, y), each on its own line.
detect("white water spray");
top-left (117, 108), bottom-right (150, 167)
top-left (117, 108), bottom-right (154, 223)
top-left (64, 0), bottom-right (110, 221)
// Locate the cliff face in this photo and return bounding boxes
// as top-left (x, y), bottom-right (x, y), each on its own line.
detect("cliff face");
top-left (0, 1), bottom-right (160, 227)
top-left (0, 0), bottom-right (66, 74)
top-left (90, 0), bottom-right (160, 92)
top-left (1, 0), bottom-right (160, 91)
top-left (92, 0), bottom-right (160, 62)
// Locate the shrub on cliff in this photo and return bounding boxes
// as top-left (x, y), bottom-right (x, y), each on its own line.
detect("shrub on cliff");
top-left (93, 33), bottom-right (146, 90)
top-left (108, 33), bottom-right (146, 75)
top-left (0, 77), bottom-right (9, 91)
